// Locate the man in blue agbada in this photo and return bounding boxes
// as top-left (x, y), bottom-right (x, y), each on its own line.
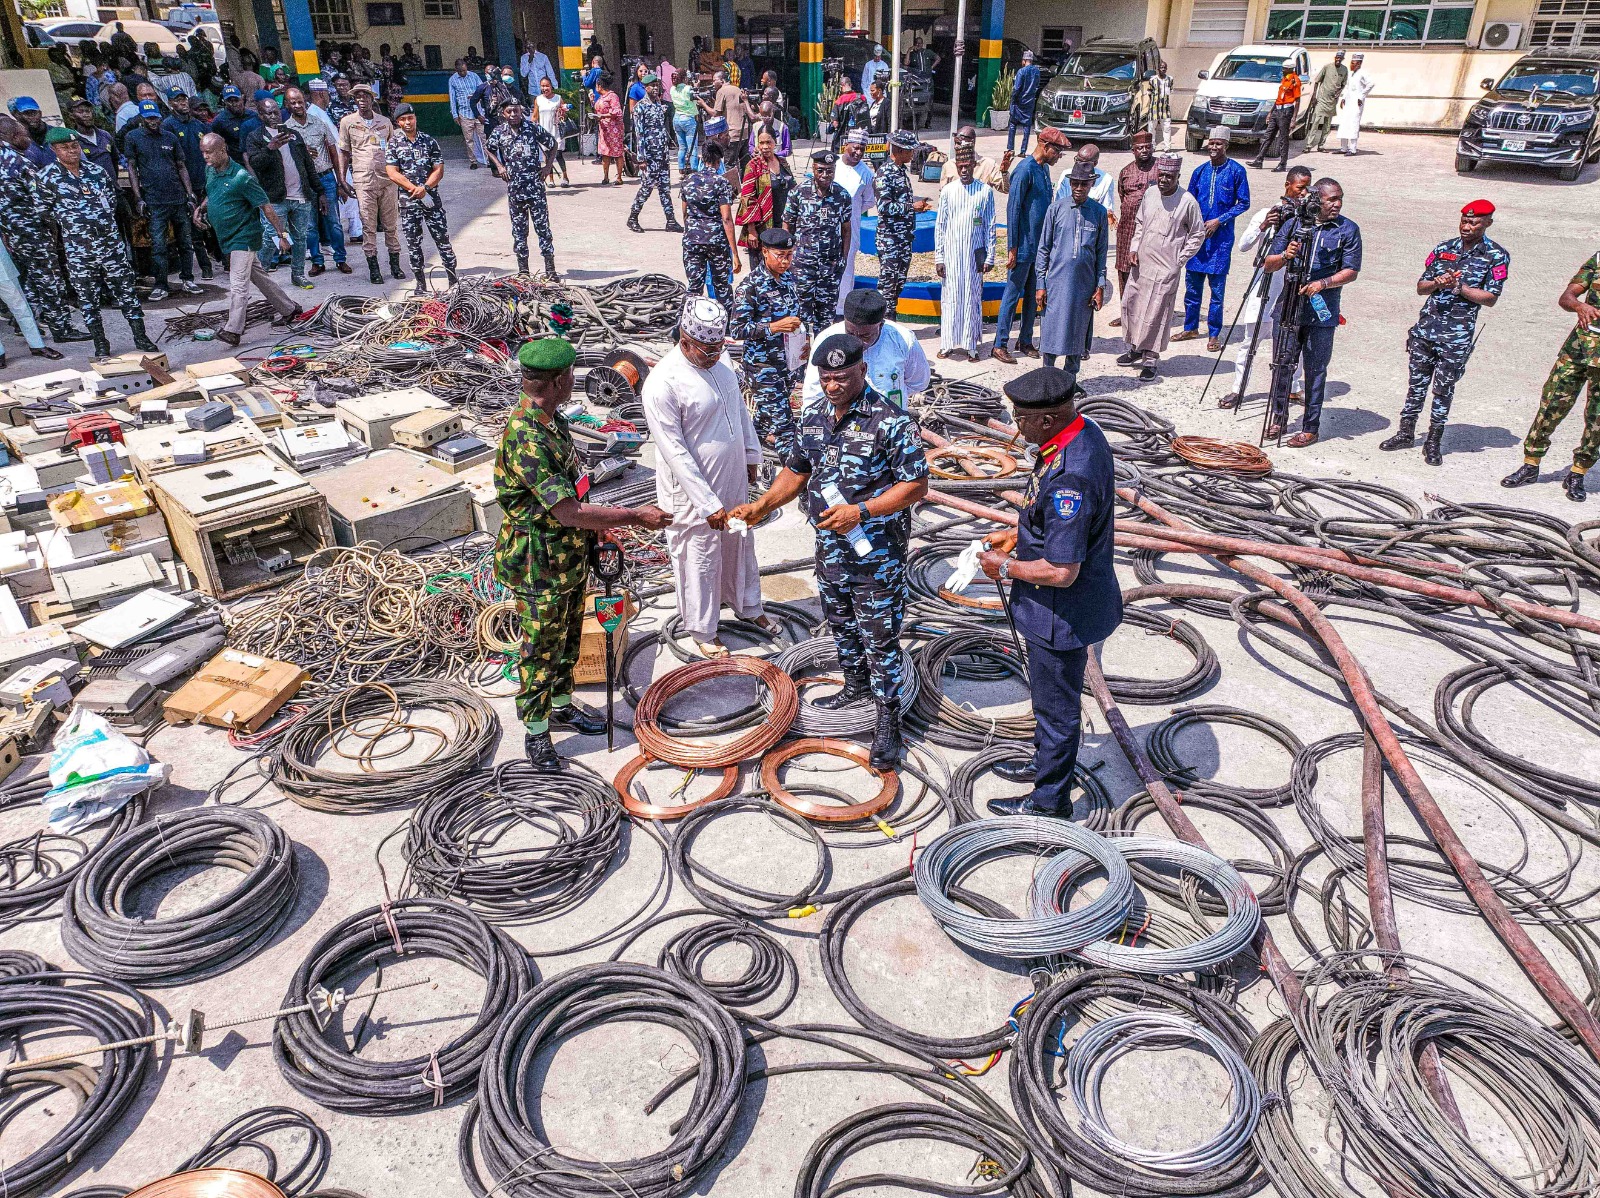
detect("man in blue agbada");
top-left (1175, 127), bottom-right (1249, 352)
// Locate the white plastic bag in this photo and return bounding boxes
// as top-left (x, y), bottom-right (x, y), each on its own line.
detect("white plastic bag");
top-left (340, 195), bottom-right (363, 241)
top-left (43, 707), bottom-right (169, 833)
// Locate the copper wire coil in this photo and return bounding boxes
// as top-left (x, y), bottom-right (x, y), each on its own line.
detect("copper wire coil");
top-left (634, 657), bottom-right (799, 768)
top-left (1171, 436), bottom-right (1274, 476)
top-left (759, 738), bottom-right (899, 823)
top-left (128, 1170), bottom-right (287, 1198)
top-left (613, 753), bottom-right (742, 820)
top-left (926, 445), bottom-right (1020, 481)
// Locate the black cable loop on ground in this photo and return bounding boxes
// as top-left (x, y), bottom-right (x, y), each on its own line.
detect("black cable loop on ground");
top-left (1099, 605), bottom-right (1220, 705)
top-left (0, 790), bottom-right (144, 928)
top-left (175, 1106), bottom-right (332, 1195)
top-left (906, 631), bottom-right (1034, 748)
top-left (658, 915), bottom-right (800, 1021)
top-left (0, 971), bottom-right (155, 1197)
top-left (273, 898), bottom-right (533, 1114)
top-left (667, 796), bottom-right (829, 919)
top-left (61, 806), bottom-right (299, 986)
top-left (0, 949), bottom-right (54, 978)
top-left (1146, 705), bottom-right (1305, 808)
top-left (946, 743), bottom-right (1113, 829)
top-left (462, 962), bottom-right (744, 1198)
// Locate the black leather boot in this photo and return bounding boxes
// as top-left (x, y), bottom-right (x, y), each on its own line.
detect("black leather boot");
top-left (1501, 463), bottom-right (1539, 488)
top-left (551, 700), bottom-right (606, 735)
top-left (524, 731), bottom-right (563, 772)
top-left (50, 322), bottom-right (92, 343)
top-left (626, 209), bottom-right (643, 233)
top-left (1564, 469), bottom-right (1588, 502)
top-left (664, 215), bottom-right (684, 233)
top-left (88, 319), bottom-right (110, 359)
top-left (516, 255), bottom-right (530, 275)
top-left (128, 318), bottom-right (158, 353)
top-left (869, 702), bottom-right (903, 771)
top-left (367, 254), bottom-right (383, 284)
top-left (1379, 417), bottom-right (1416, 451)
top-left (1422, 424), bottom-right (1444, 466)
top-left (814, 671), bottom-right (871, 710)
top-left (543, 253), bottom-right (557, 278)
top-left (388, 251), bottom-right (405, 280)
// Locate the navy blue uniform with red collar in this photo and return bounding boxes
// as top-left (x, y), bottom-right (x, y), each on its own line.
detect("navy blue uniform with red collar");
top-left (1011, 411), bottom-right (1122, 813)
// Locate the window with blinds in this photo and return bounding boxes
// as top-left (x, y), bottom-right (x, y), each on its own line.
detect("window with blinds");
top-left (1533, 0), bottom-right (1600, 46)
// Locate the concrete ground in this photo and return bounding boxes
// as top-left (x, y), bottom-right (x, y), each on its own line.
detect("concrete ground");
top-left (1, 126), bottom-right (1598, 1196)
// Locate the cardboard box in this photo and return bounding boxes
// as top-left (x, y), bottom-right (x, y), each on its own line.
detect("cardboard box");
top-left (163, 649), bottom-right (309, 732)
top-left (183, 356), bottom-right (247, 380)
top-left (575, 596), bottom-right (634, 685)
top-left (49, 480), bottom-right (154, 534)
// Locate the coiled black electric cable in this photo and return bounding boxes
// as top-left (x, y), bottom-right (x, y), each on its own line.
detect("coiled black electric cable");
top-left (0, 790), bottom-right (144, 928)
top-left (947, 743), bottom-right (1113, 829)
top-left (1146, 705), bottom-right (1304, 807)
top-left (1100, 605), bottom-right (1220, 704)
top-left (273, 898), bottom-right (533, 1114)
top-left (61, 806), bottom-right (299, 986)
top-left (176, 1106), bottom-right (332, 1195)
top-left (0, 949), bottom-right (53, 978)
top-left (658, 915), bottom-right (799, 1020)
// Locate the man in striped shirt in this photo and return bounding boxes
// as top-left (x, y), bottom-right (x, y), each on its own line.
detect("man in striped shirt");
top-left (1251, 62), bottom-right (1302, 173)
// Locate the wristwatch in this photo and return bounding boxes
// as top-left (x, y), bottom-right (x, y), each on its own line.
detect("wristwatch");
top-left (856, 503), bottom-right (870, 526)
top-left (998, 555), bottom-right (1014, 582)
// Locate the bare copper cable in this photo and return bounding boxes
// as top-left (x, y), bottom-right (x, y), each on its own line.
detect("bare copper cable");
top-left (1170, 435), bottom-right (1274, 476)
top-left (759, 738), bottom-right (899, 823)
top-left (633, 657), bottom-right (799, 768)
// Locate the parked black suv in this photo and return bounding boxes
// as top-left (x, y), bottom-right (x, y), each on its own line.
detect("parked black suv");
top-left (1036, 37), bottom-right (1161, 145)
top-left (1456, 48), bottom-right (1600, 182)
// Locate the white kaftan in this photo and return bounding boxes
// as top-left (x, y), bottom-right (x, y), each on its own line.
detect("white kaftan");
top-left (835, 157), bottom-right (878, 308)
top-left (1121, 186), bottom-right (1206, 356)
top-left (640, 346), bottom-right (766, 641)
top-left (934, 177), bottom-right (997, 354)
top-left (1336, 70), bottom-right (1375, 147)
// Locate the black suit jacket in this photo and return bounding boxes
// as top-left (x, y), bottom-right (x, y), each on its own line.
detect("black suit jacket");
top-left (244, 126), bottom-right (319, 205)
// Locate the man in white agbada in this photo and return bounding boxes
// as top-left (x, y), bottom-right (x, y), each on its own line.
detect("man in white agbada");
top-left (934, 146), bottom-right (997, 360)
top-left (835, 130), bottom-right (878, 309)
top-left (641, 297), bottom-right (783, 658)
top-left (1336, 54), bottom-right (1375, 155)
top-left (1218, 166), bottom-right (1309, 409)
top-left (1116, 154), bottom-right (1206, 381)
top-left (802, 287), bottom-right (930, 410)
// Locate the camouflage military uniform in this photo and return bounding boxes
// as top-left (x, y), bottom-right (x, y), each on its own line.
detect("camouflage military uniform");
top-left (1524, 252), bottom-right (1600, 471)
top-left (1402, 235), bottom-right (1510, 428)
top-left (784, 177), bottom-right (851, 334)
top-left (0, 144), bottom-right (75, 335)
top-left (384, 129), bottom-right (457, 281)
top-left (493, 402), bottom-right (594, 727)
top-left (730, 261), bottom-right (801, 457)
top-left (628, 98), bottom-right (674, 225)
top-left (875, 158), bottom-right (918, 317)
top-left (486, 119), bottom-right (557, 272)
top-left (788, 384), bottom-right (929, 707)
top-left (34, 158), bottom-right (143, 332)
top-left (681, 165), bottom-right (734, 304)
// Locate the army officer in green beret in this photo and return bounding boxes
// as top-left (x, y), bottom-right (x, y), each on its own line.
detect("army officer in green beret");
top-left (493, 336), bottom-right (672, 771)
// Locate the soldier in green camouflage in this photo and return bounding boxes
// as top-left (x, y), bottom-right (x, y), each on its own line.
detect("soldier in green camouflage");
top-left (493, 337), bottom-right (672, 771)
top-left (1503, 251), bottom-right (1600, 503)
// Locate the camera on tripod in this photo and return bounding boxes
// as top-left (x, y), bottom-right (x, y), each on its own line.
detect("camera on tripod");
top-left (1269, 190), bottom-right (1324, 234)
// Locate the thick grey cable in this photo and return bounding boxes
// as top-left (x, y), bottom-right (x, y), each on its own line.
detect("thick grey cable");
top-left (769, 636), bottom-right (921, 736)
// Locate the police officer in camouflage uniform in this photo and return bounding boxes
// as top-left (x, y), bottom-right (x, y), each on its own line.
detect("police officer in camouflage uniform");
top-left (493, 337), bottom-right (672, 771)
top-left (730, 332), bottom-right (930, 769)
top-left (35, 127), bottom-right (158, 357)
top-left (784, 148), bottom-right (853, 334)
top-left (875, 130), bottom-right (931, 319)
top-left (485, 97), bottom-right (559, 278)
top-left (0, 125), bottom-right (90, 346)
top-left (628, 76), bottom-right (680, 234)
top-left (680, 140), bottom-right (739, 304)
top-left (384, 103), bottom-right (458, 295)
top-left (730, 227), bottom-right (804, 458)
top-left (1503, 249), bottom-right (1600, 503)
top-left (1382, 199), bottom-right (1508, 467)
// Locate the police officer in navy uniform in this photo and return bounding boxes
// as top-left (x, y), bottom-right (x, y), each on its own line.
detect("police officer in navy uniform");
top-left (980, 365), bottom-right (1123, 817)
top-left (730, 332), bottom-right (930, 769)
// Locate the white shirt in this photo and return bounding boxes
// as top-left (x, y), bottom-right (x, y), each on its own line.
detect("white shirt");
top-left (801, 320), bottom-right (930, 410)
top-left (642, 346), bottom-right (763, 523)
top-left (535, 93), bottom-right (564, 136)
top-left (861, 57), bottom-right (890, 93)
top-left (1058, 164), bottom-right (1115, 210)
top-left (522, 50), bottom-right (558, 92)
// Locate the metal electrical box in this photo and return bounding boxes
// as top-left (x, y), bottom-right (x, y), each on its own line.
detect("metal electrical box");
top-left (311, 449), bottom-right (473, 549)
top-left (392, 409), bottom-right (464, 451)
top-left (335, 388), bottom-right (452, 450)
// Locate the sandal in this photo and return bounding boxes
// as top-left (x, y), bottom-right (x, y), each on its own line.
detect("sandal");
top-left (695, 639), bottom-right (731, 659)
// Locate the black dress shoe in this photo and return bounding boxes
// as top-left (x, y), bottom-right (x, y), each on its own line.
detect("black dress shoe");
top-left (1501, 463), bottom-right (1539, 489)
top-left (30, 346), bottom-right (63, 361)
top-left (986, 796), bottom-right (1067, 818)
top-left (992, 759), bottom-right (1036, 783)
top-left (552, 700), bottom-right (606, 735)
top-left (525, 731), bottom-right (563, 771)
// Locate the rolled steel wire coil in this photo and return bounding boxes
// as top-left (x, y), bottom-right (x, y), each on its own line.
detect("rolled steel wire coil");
top-left (1170, 437), bottom-right (1273, 477)
top-left (403, 761), bottom-right (623, 924)
top-left (0, 789), bottom-right (143, 927)
top-left (61, 807), bottom-right (299, 986)
top-left (270, 680), bottom-right (498, 813)
top-left (1100, 605), bottom-right (1220, 704)
top-left (273, 898), bottom-right (533, 1114)
top-left (634, 656), bottom-right (798, 768)
top-left (1027, 835), bottom-right (1262, 974)
top-left (0, 971), bottom-right (155, 1197)
top-left (658, 915), bottom-right (799, 1020)
top-left (1049, 908), bottom-right (1243, 1006)
top-left (1145, 705), bottom-right (1304, 807)
top-left (906, 630), bottom-right (1035, 748)
top-left (1064, 1010), bottom-right (1261, 1175)
top-left (1010, 970), bottom-right (1264, 1198)
top-left (173, 1107), bottom-right (331, 1196)
top-left (947, 743), bottom-right (1114, 828)
top-left (913, 818), bottom-right (1135, 959)
top-left (768, 636), bottom-right (921, 736)
top-left (819, 872), bottom-right (1023, 1059)
top-left (462, 961), bottom-right (744, 1198)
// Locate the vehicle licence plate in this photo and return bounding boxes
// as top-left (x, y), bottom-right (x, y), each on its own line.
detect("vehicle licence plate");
top-left (1070, 110), bottom-right (1084, 123)
top-left (1222, 114), bottom-right (1241, 126)
top-left (1502, 138), bottom-right (1526, 151)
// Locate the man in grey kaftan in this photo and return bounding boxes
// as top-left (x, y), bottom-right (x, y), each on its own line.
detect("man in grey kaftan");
top-left (1035, 158), bottom-right (1109, 373)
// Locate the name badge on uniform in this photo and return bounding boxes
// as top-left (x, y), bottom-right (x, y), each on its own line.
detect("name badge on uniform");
top-left (1053, 488), bottom-right (1082, 520)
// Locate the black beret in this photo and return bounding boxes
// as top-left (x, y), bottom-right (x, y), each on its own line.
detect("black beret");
top-left (812, 332), bottom-right (864, 370)
top-left (1003, 366), bottom-right (1078, 409)
top-left (810, 148), bottom-right (836, 165)
top-left (842, 288), bottom-right (886, 324)
top-left (759, 228), bottom-right (793, 248)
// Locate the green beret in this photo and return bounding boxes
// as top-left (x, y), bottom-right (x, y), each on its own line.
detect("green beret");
top-left (44, 126), bottom-right (76, 146)
top-left (518, 337), bottom-right (576, 372)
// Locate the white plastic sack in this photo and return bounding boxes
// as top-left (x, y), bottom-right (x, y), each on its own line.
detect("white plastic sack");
top-left (340, 195), bottom-right (363, 241)
top-left (43, 707), bottom-right (168, 833)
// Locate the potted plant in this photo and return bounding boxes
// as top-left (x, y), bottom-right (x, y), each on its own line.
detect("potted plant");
top-left (989, 66), bottom-right (1014, 130)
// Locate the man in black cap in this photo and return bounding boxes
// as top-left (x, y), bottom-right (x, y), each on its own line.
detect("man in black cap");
top-left (979, 365), bottom-right (1123, 817)
top-left (729, 333), bottom-right (930, 769)
top-left (1034, 157), bottom-right (1108, 373)
top-left (875, 129), bottom-right (932, 318)
top-left (784, 148), bottom-right (853, 334)
top-left (730, 227), bottom-right (805, 456)
top-left (801, 287), bottom-right (930, 411)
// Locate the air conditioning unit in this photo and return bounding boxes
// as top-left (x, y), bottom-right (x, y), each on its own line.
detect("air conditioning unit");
top-left (1481, 21), bottom-right (1523, 49)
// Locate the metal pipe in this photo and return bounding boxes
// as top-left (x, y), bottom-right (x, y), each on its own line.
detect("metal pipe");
top-left (947, 0), bottom-right (968, 148)
top-left (889, 0), bottom-right (904, 132)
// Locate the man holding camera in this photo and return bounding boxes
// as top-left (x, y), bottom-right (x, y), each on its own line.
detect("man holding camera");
top-left (1262, 177), bottom-right (1362, 448)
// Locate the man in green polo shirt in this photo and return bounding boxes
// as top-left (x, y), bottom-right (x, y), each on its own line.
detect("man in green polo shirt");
top-left (493, 336), bottom-right (672, 771)
top-left (194, 132), bottom-right (301, 346)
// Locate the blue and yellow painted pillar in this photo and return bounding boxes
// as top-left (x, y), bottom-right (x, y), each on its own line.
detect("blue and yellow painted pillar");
top-left (975, 0), bottom-right (1005, 125)
top-left (490, 0), bottom-right (515, 71)
top-left (278, 0), bottom-right (317, 81)
top-left (799, 0), bottom-right (824, 136)
top-left (555, 0), bottom-right (584, 86)
top-left (712, 0), bottom-right (735, 56)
